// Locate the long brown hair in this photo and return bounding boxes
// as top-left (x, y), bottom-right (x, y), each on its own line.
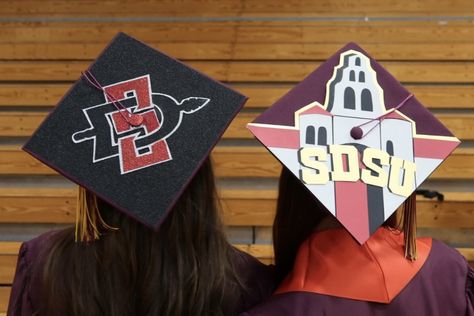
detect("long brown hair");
top-left (40, 158), bottom-right (242, 316)
top-left (272, 167), bottom-right (329, 284)
top-left (273, 167), bottom-right (406, 284)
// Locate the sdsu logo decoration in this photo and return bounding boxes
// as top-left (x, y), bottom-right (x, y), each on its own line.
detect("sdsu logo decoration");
top-left (248, 50), bottom-right (460, 243)
top-left (72, 75), bottom-right (210, 174)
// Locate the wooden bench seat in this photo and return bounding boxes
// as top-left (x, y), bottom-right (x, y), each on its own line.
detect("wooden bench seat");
top-left (2, 0), bottom-right (474, 18)
top-left (0, 146), bottom-right (473, 180)
top-left (1, 83), bottom-right (474, 109)
top-left (0, 187), bottom-right (472, 228)
top-left (3, 61), bottom-right (474, 83)
top-left (3, 21), bottom-right (474, 46)
top-left (0, 112), bottom-right (472, 140)
top-left (3, 42), bottom-right (474, 61)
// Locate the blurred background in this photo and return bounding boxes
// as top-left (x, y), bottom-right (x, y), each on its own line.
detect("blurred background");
top-left (0, 0), bottom-right (473, 313)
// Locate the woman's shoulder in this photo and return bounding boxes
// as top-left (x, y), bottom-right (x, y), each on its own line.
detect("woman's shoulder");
top-left (422, 239), bottom-right (472, 301)
top-left (232, 247), bottom-right (275, 285)
top-left (22, 230), bottom-right (59, 250)
top-left (16, 230), bottom-right (63, 286)
top-left (231, 247), bottom-right (276, 312)
top-left (421, 239), bottom-right (474, 314)
top-left (8, 230), bottom-right (63, 315)
top-left (16, 230), bottom-right (67, 283)
top-left (19, 230), bottom-right (61, 264)
top-left (428, 239), bottom-right (470, 273)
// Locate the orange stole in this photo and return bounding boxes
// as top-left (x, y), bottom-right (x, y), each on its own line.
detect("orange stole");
top-left (275, 228), bottom-right (432, 303)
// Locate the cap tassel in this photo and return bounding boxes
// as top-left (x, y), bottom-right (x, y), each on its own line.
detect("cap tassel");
top-left (75, 187), bottom-right (117, 243)
top-left (402, 192), bottom-right (417, 261)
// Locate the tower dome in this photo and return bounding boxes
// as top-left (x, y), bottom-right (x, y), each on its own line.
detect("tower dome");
top-left (326, 51), bottom-right (385, 119)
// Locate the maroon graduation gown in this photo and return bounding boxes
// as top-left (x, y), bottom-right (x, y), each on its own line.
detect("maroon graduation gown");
top-left (241, 228), bottom-right (474, 316)
top-left (7, 231), bottom-right (275, 316)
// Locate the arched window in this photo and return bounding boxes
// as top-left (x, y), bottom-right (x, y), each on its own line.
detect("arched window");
top-left (355, 57), bottom-right (361, 66)
top-left (386, 140), bottom-right (394, 156)
top-left (349, 70), bottom-right (355, 81)
top-left (361, 89), bottom-right (373, 111)
top-left (344, 87), bottom-right (356, 109)
top-left (359, 71), bottom-right (365, 82)
top-left (305, 126), bottom-right (315, 145)
top-left (317, 127), bottom-right (327, 145)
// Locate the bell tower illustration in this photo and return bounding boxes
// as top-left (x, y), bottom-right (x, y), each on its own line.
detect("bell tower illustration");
top-left (298, 51), bottom-right (415, 240)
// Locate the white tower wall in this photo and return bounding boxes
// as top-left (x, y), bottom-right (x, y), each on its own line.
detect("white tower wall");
top-left (329, 52), bottom-right (385, 119)
top-left (380, 118), bottom-right (415, 219)
top-left (299, 114), bottom-right (336, 215)
top-left (333, 116), bottom-right (381, 149)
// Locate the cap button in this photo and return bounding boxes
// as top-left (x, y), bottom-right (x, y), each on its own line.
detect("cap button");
top-left (128, 113), bottom-right (144, 126)
top-left (350, 126), bottom-right (363, 140)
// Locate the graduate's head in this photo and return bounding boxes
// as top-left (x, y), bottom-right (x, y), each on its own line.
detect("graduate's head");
top-left (250, 43), bottom-right (460, 282)
top-left (23, 32), bottom-right (247, 241)
top-left (42, 157), bottom-right (243, 316)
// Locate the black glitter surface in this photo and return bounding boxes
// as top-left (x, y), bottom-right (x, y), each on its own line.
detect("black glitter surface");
top-left (23, 33), bottom-right (247, 229)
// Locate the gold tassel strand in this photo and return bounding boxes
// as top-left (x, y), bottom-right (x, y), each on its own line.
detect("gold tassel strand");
top-left (402, 192), bottom-right (417, 261)
top-left (75, 187), bottom-right (117, 243)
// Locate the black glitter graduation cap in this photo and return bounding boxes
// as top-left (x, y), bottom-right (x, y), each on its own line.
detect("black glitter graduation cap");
top-left (23, 33), bottom-right (247, 232)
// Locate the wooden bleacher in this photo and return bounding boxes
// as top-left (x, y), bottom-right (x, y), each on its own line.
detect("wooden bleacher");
top-left (0, 0), bottom-right (473, 313)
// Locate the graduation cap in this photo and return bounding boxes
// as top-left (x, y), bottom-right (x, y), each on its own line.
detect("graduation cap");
top-left (23, 33), bottom-right (247, 241)
top-left (248, 43), bottom-right (460, 250)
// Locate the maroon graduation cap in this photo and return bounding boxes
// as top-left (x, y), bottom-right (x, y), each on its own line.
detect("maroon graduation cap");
top-left (23, 33), bottom-right (247, 231)
top-left (248, 43), bottom-right (460, 244)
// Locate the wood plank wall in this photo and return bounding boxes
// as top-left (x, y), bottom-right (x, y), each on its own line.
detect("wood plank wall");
top-left (0, 0), bottom-right (473, 313)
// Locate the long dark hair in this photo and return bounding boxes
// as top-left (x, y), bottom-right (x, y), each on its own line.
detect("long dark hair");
top-left (40, 158), bottom-right (242, 316)
top-left (272, 167), bottom-right (329, 284)
top-left (272, 167), bottom-right (400, 284)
